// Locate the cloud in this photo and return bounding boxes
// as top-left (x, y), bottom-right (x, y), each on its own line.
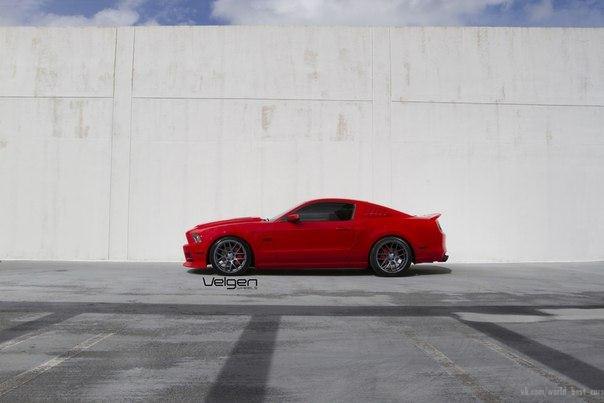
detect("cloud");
top-left (140, 0), bottom-right (199, 26)
top-left (1, 0), bottom-right (602, 27)
top-left (526, 0), bottom-right (554, 22)
top-left (211, 0), bottom-right (513, 26)
top-left (0, 0), bottom-right (147, 26)
top-left (211, 0), bottom-right (604, 27)
top-left (0, 0), bottom-right (46, 25)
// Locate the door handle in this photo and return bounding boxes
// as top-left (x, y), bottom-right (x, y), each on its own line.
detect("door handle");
top-left (336, 227), bottom-right (350, 231)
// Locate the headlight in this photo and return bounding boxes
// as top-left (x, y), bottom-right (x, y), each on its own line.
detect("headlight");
top-left (192, 233), bottom-right (202, 244)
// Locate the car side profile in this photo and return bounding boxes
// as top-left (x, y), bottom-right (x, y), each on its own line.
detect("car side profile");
top-left (183, 198), bottom-right (447, 276)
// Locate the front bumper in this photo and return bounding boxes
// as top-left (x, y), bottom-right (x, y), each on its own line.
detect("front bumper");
top-left (183, 243), bottom-right (208, 269)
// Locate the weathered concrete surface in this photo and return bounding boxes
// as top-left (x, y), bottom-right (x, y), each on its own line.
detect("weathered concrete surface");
top-left (2, 261), bottom-right (604, 307)
top-left (0, 261), bottom-right (603, 401)
top-left (0, 97), bottom-right (112, 260)
top-left (0, 26), bottom-right (603, 262)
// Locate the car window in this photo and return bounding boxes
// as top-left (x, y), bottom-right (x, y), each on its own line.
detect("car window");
top-left (295, 202), bottom-right (355, 221)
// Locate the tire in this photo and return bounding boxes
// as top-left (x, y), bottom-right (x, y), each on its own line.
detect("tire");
top-left (369, 237), bottom-right (413, 276)
top-left (209, 237), bottom-right (252, 276)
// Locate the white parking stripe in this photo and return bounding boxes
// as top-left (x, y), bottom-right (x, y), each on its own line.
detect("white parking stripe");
top-left (0, 313), bottom-right (57, 351)
top-left (0, 331), bottom-right (48, 352)
top-left (539, 308), bottom-right (604, 321)
top-left (0, 332), bottom-right (114, 397)
top-left (12, 313), bottom-right (54, 323)
top-left (402, 328), bottom-right (501, 403)
top-left (456, 324), bottom-right (601, 403)
top-left (454, 312), bottom-right (548, 323)
top-left (455, 308), bottom-right (604, 324)
top-left (475, 337), bottom-right (601, 403)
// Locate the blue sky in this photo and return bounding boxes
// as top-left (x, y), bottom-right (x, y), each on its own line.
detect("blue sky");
top-left (1, 0), bottom-right (603, 27)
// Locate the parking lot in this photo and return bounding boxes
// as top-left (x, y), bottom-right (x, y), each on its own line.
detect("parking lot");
top-left (1, 261), bottom-right (603, 401)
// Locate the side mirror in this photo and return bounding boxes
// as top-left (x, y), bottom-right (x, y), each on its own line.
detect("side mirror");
top-left (285, 213), bottom-right (300, 223)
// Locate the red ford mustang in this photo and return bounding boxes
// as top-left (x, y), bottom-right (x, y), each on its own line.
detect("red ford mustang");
top-left (183, 198), bottom-right (447, 276)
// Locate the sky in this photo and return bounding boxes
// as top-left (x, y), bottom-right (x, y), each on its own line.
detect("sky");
top-left (0, 0), bottom-right (602, 27)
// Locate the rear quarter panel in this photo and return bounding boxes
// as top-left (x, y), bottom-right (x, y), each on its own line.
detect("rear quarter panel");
top-left (354, 213), bottom-right (442, 264)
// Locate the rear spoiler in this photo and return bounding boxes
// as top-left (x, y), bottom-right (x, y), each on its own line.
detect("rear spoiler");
top-left (420, 213), bottom-right (441, 220)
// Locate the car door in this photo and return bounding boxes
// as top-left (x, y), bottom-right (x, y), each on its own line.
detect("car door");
top-left (264, 202), bottom-right (358, 266)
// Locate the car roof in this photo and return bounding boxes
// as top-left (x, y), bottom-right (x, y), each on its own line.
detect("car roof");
top-left (303, 197), bottom-right (367, 205)
top-left (301, 198), bottom-right (408, 214)
top-left (279, 198), bottom-right (409, 218)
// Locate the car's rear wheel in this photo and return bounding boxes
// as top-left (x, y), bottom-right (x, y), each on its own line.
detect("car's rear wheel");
top-left (369, 237), bottom-right (413, 276)
top-left (209, 237), bottom-right (251, 276)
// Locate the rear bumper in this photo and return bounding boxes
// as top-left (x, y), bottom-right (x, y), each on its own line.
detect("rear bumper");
top-left (415, 233), bottom-right (447, 264)
top-left (183, 243), bottom-right (208, 269)
top-left (417, 251), bottom-right (449, 263)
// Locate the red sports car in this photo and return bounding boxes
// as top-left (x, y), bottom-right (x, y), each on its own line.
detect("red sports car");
top-left (183, 198), bottom-right (447, 276)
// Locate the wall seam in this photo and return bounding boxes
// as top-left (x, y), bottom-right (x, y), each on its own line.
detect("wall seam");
top-left (107, 27), bottom-right (118, 260)
top-left (388, 27), bottom-right (392, 203)
top-left (0, 95), bottom-right (113, 99)
top-left (370, 27), bottom-right (375, 200)
top-left (126, 27), bottom-right (136, 261)
top-left (131, 96), bottom-right (373, 102)
top-left (390, 100), bottom-right (604, 108)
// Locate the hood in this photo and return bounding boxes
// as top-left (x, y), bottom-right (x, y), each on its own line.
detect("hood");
top-left (193, 217), bottom-right (263, 231)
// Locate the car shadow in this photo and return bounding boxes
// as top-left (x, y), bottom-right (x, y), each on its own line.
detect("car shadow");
top-left (187, 264), bottom-right (451, 277)
top-left (404, 265), bottom-right (452, 276)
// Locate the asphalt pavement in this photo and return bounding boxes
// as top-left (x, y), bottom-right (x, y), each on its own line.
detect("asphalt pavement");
top-left (0, 261), bottom-right (603, 402)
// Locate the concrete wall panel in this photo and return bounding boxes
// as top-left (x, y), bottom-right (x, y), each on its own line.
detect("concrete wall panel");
top-left (390, 27), bottom-right (604, 105)
top-left (0, 98), bottom-right (112, 259)
top-left (391, 102), bottom-right (604, 261)
top-left (130, 98), bottom-right (371, 142)
top-left (0, 27), bottom-right (115, 97)
top-left (108, 27), bottom-right (135, 260)
top-left (133, 26), bottom-right (372, 100)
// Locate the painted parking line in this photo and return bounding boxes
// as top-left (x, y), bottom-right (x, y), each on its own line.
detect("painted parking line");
top-left (467, 333), bottom-right (602, 403)
top-left (402, 328), bottom-right (501, 403)
top-left (0, 313), bottom-right (58, 352)
top-left (0, 312), bottom-right (76, 346)
top-left (452, 317), bottom-right (604, 403)
top-left (0, 332), bottom-right (114, 397)
top-left (539, 308), bottom-right (604, 321)
top-left (0, 331), bottom-right (49, 352)
top-left (454, 312), bottom-right (548, 323)
top-left (11, 313), bottom-right (55, 323)
top-left (455, 308), bottom-right (604, 324)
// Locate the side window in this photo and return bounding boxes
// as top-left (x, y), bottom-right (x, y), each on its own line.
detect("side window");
top-left (295, 202), bottom-right (355, 222)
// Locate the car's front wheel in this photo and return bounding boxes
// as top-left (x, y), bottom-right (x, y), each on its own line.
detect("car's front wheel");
top-left (369, 237), bottom-right (413, 276)
top-left (209, 237), bottom-right (252, 276)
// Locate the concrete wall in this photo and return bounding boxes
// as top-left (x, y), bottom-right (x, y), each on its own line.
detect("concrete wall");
top-left (1, 26), bottom-right (602, 263)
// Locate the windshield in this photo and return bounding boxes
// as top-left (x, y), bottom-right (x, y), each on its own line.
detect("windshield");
top-left (269, 208), bottom-right (290, 222)
top-left (268, 201), bottom-right (306, 222)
